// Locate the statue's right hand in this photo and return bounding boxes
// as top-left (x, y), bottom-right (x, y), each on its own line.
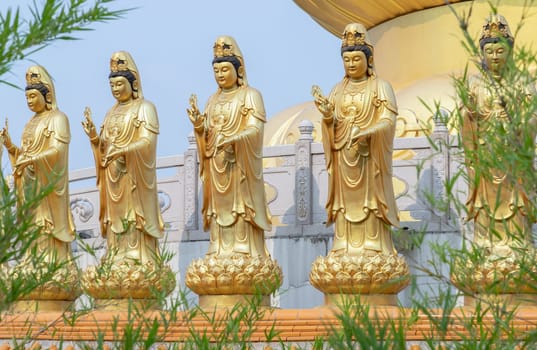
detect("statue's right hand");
top-left (311, 85), bottom-right (333, 117)
top-left (187, 94), bottom-right (203, 124)
top-left (0, 119), bottom-right (13, 148)
top-left (82, 106), bottom-right (97, 139)
top-left (316, 100), bottom-right (334, 118)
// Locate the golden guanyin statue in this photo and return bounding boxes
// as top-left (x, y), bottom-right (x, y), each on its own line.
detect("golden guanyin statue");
top-left (462, 15), bottom-right (535, 252)
top-left (309, 23), bottom-right (409, 305)
top-left (454, 15), bottom-right (537, 302)
top-left (81, 51), bottom-right (174, 307)
top-left (185, 36), bottom-right (282, 308)
top-left (0, 65), bottom-right (80, 311)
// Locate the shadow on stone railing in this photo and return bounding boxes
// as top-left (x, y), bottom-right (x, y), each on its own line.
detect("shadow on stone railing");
top-left (68, 119), bottom-right (463, 243)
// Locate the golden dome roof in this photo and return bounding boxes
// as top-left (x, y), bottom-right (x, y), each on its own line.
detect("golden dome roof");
top-left (292, 0), bottom-right (468, 35)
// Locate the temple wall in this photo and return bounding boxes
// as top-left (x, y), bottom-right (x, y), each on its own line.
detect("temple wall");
top-left (68, 121), bottom-right (465, 309)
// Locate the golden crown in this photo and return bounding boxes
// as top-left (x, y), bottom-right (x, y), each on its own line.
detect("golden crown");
top-left (25, 71), bottom-right (43, 85)
top-left (341, 23), bottom-right (373, 50)
top-left (480, 15), bottom-right (513, 41)
top-left (25, 66), bottom-right (52, 90)
top-left (213, 42), bottom-right (234, 58)
top-left (342, 30), bottom-right (366, 47)
top-left (110, 57), bottom-right (130, 72)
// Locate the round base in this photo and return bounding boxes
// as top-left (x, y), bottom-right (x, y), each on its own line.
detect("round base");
top-left (465, 293), bottom-right (537, 308)
top-left (94, 299), bottom-right (161, 311)
top-left (310, 252), bottom-right (410, 295)
top-left (83, 261), bottom-right (175, 300)
top-left (324, 293), bottom-right (398, 307)
top-left (186, 254), bottom-right (282, 295)
top-left (198, 294), bottom-right (270, 309)
top-left (452, 246), bottom-right (537, 295)
top-left (10, 300), bottom-right (74, 313)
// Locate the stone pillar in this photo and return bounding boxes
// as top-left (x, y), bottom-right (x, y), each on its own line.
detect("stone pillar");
top-left (184, 132), bottom-right (199, 231)
top-left (430, 108), bottom-right (450, 221)
top-left (295, 120), bottom-right (313, 225)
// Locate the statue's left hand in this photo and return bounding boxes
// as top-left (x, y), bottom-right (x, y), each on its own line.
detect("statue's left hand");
top-left (348, 125), bottom-right (363, 144)
top-left (14, 154), bottom-right (32, 174)
top-left (216, 134), bottom-right (236, 151)
top-left (103, 144), bottom-right (124, 167)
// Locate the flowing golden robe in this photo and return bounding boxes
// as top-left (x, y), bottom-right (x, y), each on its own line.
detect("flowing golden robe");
top-left (462, 75), bottom-right (535, 248)
top-left (193, 86), bottom-right (271, 257)
top-left (9, 111), bottom-right (75, 262)
top-left (91, 99), bottom-right (164, 263)
top-left (322, 77), bottom-right (399, 255)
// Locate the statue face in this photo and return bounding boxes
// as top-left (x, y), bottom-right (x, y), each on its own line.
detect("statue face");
top-left (342, 50), bottom-right (368, 81)
top-left (25, 89), bottom-right (46, 114)
top-left (213, 62), bottom-right (238, 91)
top-left (483, 42), bottom-right (509, 74)
top-left (109, 76), bottom-right (133, 103)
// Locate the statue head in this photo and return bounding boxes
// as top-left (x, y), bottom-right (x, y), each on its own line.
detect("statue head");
top-left (108, 51), bottom-right (143, 100)
top-left (212, 36), bottom-right (247, 88)
top-left (479, 14), bottom-right (514, 74)
top-left (340, 23), bottom-right (375, 78)
top-left (25, 65), bottom-right (56, 112)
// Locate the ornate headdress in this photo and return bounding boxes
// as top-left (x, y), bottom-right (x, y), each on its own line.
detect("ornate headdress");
top-left (213, 36), bottom-right (248, 86)
top-left (479, 14), bottom-right (514, 48)
top-left (25, 65), bottom-right (56, 110)
top-left (109, 51), bottom-right (143, 99)
top-left (341, 23), bottom-right (375, 77)
top-left (342, 23), bottom-right (373, 49)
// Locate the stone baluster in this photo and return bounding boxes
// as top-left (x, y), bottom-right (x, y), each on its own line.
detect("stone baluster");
top-left (430, 108), bottom-right (450, 221)
top-left (184, 132), bottom-right (199, 231)
top-left (295, 120), bottom-right (314, 225)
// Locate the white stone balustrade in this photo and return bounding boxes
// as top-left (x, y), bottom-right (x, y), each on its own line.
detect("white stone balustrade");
top-left (68, 122), bottom-right (464, 308)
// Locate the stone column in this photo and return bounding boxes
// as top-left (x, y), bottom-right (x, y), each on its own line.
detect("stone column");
top-left (295, 120), bottom-right (313, 225)
top-left (430, 109), bottom-right (450, 221)
top-left (184, 132), bottom-right (199, 231)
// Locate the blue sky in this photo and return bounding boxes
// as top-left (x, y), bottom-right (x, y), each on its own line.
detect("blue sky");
top-left (0, 0), bottom-right (342, 171)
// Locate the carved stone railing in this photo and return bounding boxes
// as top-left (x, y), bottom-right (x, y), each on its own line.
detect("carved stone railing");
top-left (67, 121), bottom-right (464, 308)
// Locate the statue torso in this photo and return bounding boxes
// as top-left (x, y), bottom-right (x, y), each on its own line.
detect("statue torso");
top-left (334, 79), bottom-right (378, 130)
top-left (207, 89), bottom-right (244, 137)
top-left (103, 102), bottom-right (139, 143)
top-left (338, 80), bottom-right (368, 127)
top-left (22, 114), bottom-right (48, 153)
